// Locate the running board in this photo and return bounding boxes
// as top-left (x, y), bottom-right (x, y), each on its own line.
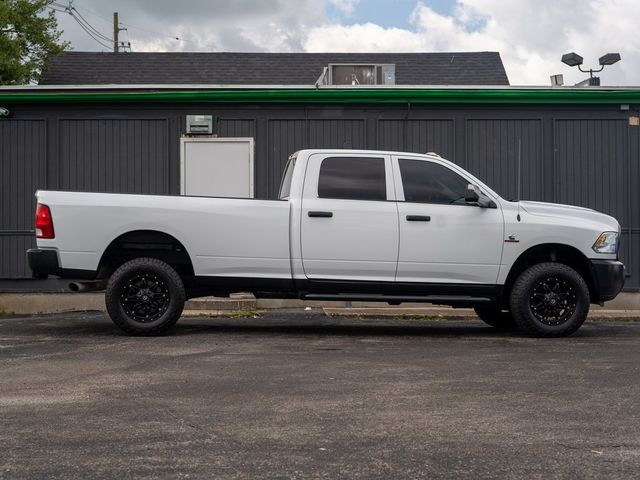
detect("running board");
top-left (301, 294), bottom-right (493, 304)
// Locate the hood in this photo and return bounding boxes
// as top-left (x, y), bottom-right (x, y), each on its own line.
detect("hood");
top-left (519, 201), bottom-right (620, 230)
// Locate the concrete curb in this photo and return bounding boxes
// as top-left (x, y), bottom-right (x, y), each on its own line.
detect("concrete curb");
top-left (0, 293), bottom-right (105, 315)
top-left (186, 294), bottom-right (256, 312)
top-left (0, 293), bottom-right (258, 315)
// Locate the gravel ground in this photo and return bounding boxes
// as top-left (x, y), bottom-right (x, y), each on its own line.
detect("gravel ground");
top-left (1, 311), bottom-right (639, 479)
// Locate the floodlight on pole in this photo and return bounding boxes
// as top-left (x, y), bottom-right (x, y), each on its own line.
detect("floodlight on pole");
top-left (561, 52), bottom-right (583, 67)
top-left (561, 52), bottom-right (621, 86)
top-left (599, 53), bottom-right (621, 66)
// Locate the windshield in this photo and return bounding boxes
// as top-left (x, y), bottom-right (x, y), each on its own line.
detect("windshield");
top-left (278, 154), bottom-right (297, 199)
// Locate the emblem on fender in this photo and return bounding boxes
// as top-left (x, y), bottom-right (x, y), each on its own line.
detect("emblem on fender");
top-left (505, 234), bottom-right (520, 243)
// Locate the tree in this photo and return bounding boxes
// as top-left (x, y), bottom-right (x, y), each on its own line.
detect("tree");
top-left (0, 0), bottom-right (69, 85)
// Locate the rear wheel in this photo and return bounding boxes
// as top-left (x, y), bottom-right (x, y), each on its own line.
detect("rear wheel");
top-left (509, 262), bottom-right (590, 337)
top-left (105, 257), bottom-right (185, 336)
top-left (474, 306), bottom-right (516, 329)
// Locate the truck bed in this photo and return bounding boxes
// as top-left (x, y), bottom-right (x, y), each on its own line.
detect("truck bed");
top-left (35, 191), bottom-right (292, 279)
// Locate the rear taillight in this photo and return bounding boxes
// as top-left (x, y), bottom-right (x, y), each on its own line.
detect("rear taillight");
top-left (35, 203), bottom-right (55, 239)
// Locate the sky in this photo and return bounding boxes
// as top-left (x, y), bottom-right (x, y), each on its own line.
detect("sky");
top-left (50, 0), bottom-right (639, 86)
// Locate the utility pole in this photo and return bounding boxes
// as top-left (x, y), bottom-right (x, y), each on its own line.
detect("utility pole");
top-left (112, 12), bottom-right (130, 52)
top-left (113, 12), bottom-right (119, 52)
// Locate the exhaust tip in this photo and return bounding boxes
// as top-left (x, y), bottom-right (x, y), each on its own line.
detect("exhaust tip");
top-left (68, 280), bottom-right (106, 293)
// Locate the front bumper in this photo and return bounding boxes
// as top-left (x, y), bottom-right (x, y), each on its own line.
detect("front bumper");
top-left (27, 248), bottom-right (61, 278)
top-left (590, 259), bottom-right (625, 303)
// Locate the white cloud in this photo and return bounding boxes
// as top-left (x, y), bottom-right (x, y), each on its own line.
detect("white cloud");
top-left (304, 0), bottom-right (639, 85)
top-left (328, 0), bottom-right (362, 15)
top-left (54, 0), bottom-right (640, 85)
top-left (55, 0), bottom-right (324, 53)
top-left (305, 22), bottom-right (426, 52)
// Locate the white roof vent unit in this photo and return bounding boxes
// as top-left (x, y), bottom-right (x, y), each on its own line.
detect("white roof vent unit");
top-left (327, 64), bottom-right (395, 86)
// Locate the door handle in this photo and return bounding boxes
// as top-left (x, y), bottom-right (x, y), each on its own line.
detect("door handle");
top-left (406, 215), bottom-right (431, 222)
top-left (308, 211), bottom-right (333, 218)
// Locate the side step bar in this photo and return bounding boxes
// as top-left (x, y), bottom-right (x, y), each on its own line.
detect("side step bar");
top-left (301, 294), bottom-right (493, 304)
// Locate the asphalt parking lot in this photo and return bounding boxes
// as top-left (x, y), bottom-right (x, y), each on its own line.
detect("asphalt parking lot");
top-left (1, 311), bottom-right (639, 479)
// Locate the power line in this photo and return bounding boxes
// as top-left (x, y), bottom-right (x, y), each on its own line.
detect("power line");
top-left (71, 10), bottom-right (112, 43)
top-left (53, 0), bottom-right (217, 51)
top-left (51, 1), bottom-right (114, 50)
top-left (70, 1), bottom-right (216, 49)
top-left (72, 16), bottom-right (112, 49)
top-left (119, 20), bottom-right (216, 50)
top-left (60, 2), bottom-right (113, 25)
top-left (71, 8), bottom-right (113, 42)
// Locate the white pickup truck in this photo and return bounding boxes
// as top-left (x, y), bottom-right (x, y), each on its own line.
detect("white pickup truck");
top-left (28, 149), bottom-right (624, 337)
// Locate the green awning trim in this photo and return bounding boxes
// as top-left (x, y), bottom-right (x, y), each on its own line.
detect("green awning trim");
top-left (1, 87), bottom-right (640, 105)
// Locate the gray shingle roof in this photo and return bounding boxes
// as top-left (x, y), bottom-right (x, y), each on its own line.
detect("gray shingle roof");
top-left (40, 51), bottom-right (509, 86)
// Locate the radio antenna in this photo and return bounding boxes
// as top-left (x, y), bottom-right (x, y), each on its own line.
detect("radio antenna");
top-left (517, 138), bottom-right (522, 222)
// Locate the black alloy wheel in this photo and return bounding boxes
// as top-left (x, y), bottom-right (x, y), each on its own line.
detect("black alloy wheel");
top-left (509, 262), bottom-right (590, 337)
top-left (105, 257), bottom-right (185, 335)
top-left (528, 276), bottom-right (577, 326)
top-left (120, 273), bottom-right (170, 323)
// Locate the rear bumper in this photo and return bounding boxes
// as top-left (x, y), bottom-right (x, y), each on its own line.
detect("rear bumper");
top-left (27, 248), bottom-right (61, 278)
top-left (27, 248), bottom-right (98, 280)
top-left (590, 259), bottom-right (625, 303)
top-left (27, 248), bottom-right (97, 280)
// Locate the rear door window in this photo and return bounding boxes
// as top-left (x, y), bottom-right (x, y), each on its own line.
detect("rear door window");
top-left (318, 157), bottom-right (386, 201)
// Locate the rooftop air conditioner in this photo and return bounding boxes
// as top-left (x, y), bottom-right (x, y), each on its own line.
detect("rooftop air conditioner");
top-left (327, 64), bottom-right (395, 86)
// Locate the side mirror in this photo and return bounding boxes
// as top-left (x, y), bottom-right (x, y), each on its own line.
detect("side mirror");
top-left (465, 184), bottom-right (480, 203)
top-left (465, 183), bottom-right (496, 209)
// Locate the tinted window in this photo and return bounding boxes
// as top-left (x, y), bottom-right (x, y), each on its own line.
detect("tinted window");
top-left (399, 159), bottom-right (468, 205)
top-left (318, 157), bottom-right (386, 201)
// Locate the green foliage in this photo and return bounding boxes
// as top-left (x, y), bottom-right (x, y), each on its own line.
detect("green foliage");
top-left (0, 0), bottom-right (68, 85)
top-left (228, 310), bottom-right (261, 319)
top-left (392, 314), bottom-right (443, 321)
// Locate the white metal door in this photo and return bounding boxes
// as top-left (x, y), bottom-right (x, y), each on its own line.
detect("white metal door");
top-left (393, 156), bottom-right (504, 284)
top-left (300, 153), bottom-right (399, 282)
top-left (180, 137), bottom-right (254, 197)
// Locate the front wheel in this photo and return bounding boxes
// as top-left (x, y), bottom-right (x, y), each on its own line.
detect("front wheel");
top-left (105, 257), bottom-right (185, 336)
top-left (509, 262), bottom-right (590, 337)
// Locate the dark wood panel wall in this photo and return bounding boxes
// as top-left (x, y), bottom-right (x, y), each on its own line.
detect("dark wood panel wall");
top-left (1, 103), bottom-right (637, 289)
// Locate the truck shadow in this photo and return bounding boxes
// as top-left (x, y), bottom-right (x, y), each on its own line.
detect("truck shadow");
top-left (173, 322), bottom-right (500, 338)
top-left (1, 312), bottom-right (608, 339)
top-left (168, 317), bottom-right (600, 339)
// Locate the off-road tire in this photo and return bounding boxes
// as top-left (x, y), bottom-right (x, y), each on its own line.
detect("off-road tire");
top-left (105, 257), bottom-right (185, 336)
top-left (474, 306), bottom-right (517, 329)
top-left (509, 262), bottom-right (590, 337)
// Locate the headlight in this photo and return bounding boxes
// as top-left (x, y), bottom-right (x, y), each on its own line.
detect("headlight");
top-left (592, 231), bottom-right (619, 254)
